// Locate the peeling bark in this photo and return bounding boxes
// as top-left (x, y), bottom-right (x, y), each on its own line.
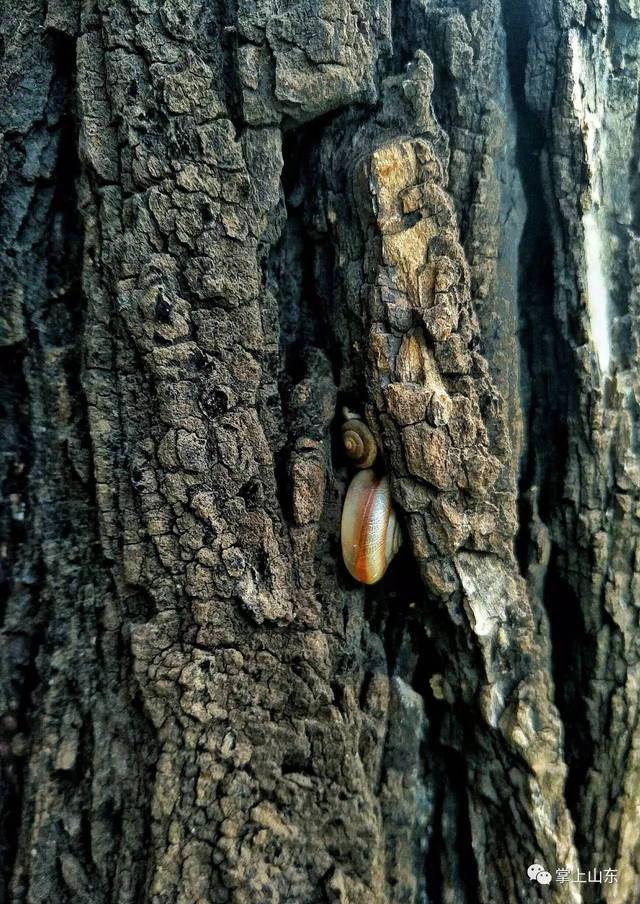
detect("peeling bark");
top-left (3, 0), bottom-right (640, 903)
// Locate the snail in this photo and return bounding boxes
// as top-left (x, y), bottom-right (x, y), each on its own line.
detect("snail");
top-left (341, 408), bottom-right (377, 469)
top-left (341, 469), bottom-right (402, 585)
top-left (340, 409), bottom-right (402, 584)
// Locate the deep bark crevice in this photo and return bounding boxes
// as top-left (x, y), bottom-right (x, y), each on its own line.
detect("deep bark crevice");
top-left (502, 0), bottom-right (601, 868)
top-left (501, 0), bottom-right (578, 654)
top-left (545, 549), bottom-right (597, 826)
top-left (0, 19), bottom-right (86, 899)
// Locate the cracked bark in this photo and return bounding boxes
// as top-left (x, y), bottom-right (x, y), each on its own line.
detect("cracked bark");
top-left (2, 0), bottom-right (640, 903)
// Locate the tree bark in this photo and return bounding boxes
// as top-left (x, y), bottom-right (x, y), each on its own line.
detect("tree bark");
top-left (2, 0), bottom-right (640, 902)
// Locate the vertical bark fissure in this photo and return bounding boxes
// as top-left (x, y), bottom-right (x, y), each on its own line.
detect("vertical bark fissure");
top-left (0, 334), bottom-right (35, 899)
top-left (518, 3), bottom-right (640, 898)
top-left (502, 0), bottom-right (600, 868)
top-left (1, 11), bottom-right (87, 897)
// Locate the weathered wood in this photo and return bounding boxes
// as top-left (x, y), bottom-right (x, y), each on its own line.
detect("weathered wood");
top-left (2, 0), bottom-right (640, 902)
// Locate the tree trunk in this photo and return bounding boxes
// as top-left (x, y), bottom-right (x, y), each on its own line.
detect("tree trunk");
top-left (2, 0), bottom-right (640, 901)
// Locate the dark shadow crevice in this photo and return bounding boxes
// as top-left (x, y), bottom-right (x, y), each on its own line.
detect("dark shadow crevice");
top-left (502, 0), bottom-right (594, 869)
top-left (544, 548), bottom-right (597, 827)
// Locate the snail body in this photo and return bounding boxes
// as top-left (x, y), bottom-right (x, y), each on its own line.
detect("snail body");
top-left (341, 469), bottom-right (402, 585)
top-left (341, 409), bottom-right (377, 469)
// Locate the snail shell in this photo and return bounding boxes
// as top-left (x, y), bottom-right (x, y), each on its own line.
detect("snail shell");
top-left (341, 469), bottom-right (402, 585)
top-left (341, 409), bottom-right (377, 469)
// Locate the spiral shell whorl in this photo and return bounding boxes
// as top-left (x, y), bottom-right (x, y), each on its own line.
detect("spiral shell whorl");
top-left (341, 409), bottom-right (377, 469)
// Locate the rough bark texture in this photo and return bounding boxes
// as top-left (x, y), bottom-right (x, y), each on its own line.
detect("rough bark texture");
top-left (2, 0), bottom-right (640, 902)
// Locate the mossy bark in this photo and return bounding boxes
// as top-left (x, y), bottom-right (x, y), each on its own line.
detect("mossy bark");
top-left (2, 1), bottom-right (640, 902)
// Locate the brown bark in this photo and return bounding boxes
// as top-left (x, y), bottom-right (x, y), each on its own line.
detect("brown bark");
top-left (2, 0), bottom-right (640, 903)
